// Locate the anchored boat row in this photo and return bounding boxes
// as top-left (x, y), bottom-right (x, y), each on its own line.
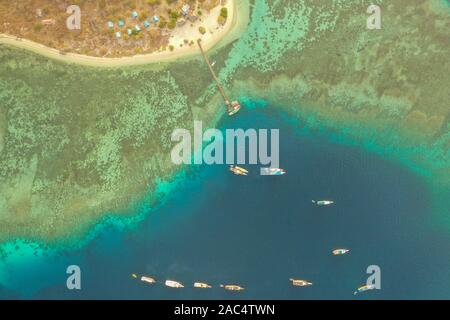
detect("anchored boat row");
top-left (132, 274), bottom-right (244, 291)
top-left (133, 274), bottom-right (310, 290)
top-left (132, 232), bottom-right (378, 296)
top-left (132, 248), bottom-right (354, 292)
top-left (134, 273), bottom-right (371, 294)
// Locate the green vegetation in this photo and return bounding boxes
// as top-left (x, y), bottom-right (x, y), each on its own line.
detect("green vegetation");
top-left (33, 23), bottom-right (43, 32)
top-left (168, 19), bottom-right (177, 29)
top-left (220, 7), bottom-right (228, 18)
top-left (159, 20), bottom-right (167, 28)
top-left (218, 6), bottom-right (228, 25)
top-left (167, 9), bottom-right (180, 29)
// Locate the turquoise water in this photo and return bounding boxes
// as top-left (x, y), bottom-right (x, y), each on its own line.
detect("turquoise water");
top-left (1, 102), bottom-right (449, 299)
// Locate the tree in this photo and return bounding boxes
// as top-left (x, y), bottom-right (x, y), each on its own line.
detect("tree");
top-left (220, 7), bottom-right (228, 19)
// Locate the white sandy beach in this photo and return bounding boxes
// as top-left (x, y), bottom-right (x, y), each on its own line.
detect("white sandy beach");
top-left (0, 0), bottom-right (249, 67)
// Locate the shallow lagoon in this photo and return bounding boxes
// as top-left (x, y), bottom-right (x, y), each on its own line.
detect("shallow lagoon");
top-left (1, 103), bottom-right (449, 299)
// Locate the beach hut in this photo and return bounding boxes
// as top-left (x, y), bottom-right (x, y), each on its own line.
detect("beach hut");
top-left (115, 31), bottom-right (121, 39)
top-left (127, 28), bottom-right (132, 36)
top-left (144, 20), bottom-right (151, 28)
top-left (132, 11), bottom-right (138, 19)
top-left (152, 15), bottom-right (159, 23)
top-left (181, 4), bottom-right (190, 16)
top-left (135, 24), bottom-right (141, 32)
top-left (107, 21), bottom-right (114, 29)
top-left (118, 19), bottom-right (125, 28)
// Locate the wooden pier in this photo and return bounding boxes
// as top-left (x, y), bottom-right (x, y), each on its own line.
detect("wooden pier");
top-left (197, 39), bottom-right (240, 116)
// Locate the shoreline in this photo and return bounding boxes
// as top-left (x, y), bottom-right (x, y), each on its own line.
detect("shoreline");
top-left (0, 0), bottom-right (249, 67)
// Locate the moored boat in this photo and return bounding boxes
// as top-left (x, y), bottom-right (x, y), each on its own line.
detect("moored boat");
top-left (229, 165), bottom-right (248, 176)
top-left (220, 284), bottom-right (245, 291)
top-left (353, 284), bottom-right (376, 295)
top-left (332, 248), bottom-right (350, 256)
top-left (312, 200), bottom-right (334, 206)
top-left (141, 276), bottom-right (156, 284)
top-left (289, 278), bottom-right (313, 287)
top-left (165, 280), bottom-right (184, 288)
top-left (194, 282), bottom-right (212, 289)
top-left (261, 167), bottom-right (286, 175)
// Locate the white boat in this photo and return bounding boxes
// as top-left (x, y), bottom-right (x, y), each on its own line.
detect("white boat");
top-left (140, 276), bottom-right (156, 284)
top-left (194, 282), bottom-right (212, 289)
top-left (312, 200), bottom-right (334, 206)
top-left (261, 167), bottom-right (286, 175)
top-left (165, 280), bottom-right (184, 288)
top-left (332, 248), bottom-right (350, 256)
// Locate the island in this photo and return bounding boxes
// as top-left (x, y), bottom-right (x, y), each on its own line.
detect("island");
top-left (0, 0), bottom-right (240, 66)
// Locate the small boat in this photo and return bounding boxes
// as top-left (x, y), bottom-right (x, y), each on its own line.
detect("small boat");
top-left (289, 278), bottom-right (313, 287)
top-left (232, 165), bottom-right (248, 173)
top-left (354, 284), bottom-right (376, 295)
top-left (211, 61), bottom-right (216, 67)
top-left (332, 248), bottom-right (350, 256)
top-left (261, 167), bottom-right (286, 175)
top-left (220, 284), bottom-right (245, 291)
top-left (194, 282), bottom-right (212, 289)
top-left (141, 276), bottom-right (156, 284)
top-left (229, 165), bottom-right (248, 176)
top-left (165, 280), bottom-right (184, 288)
top-left (312, 200), bottom-right (334, 206)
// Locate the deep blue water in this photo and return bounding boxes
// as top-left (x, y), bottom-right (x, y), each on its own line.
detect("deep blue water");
top-left (1, 103), bottom-right (449, 299)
